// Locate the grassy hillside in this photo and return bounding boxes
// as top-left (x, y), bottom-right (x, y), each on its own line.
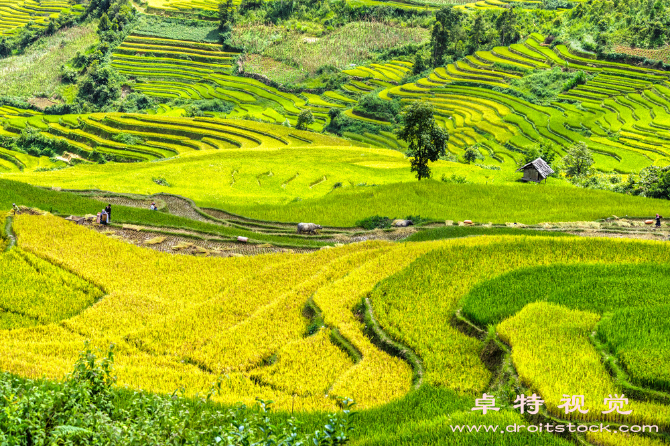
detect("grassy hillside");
top-left (0, 24), bottom-right (97, 100)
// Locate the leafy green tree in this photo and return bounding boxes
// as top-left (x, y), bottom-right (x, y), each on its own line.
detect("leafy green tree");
top-left (645, 168), bottom-right (670, 199)
top-left (396, 102), bottom-right (449, 180)
top-left (78, 64), bottom-right (122, 107)
top-left (296, 109), bottom-right (314, 130)
top-left (562, 142), bottom-right (593, 177)
top-left (98, 12), bottom-right (111, 32)
top-left (412, 52), bottom-right (425, 75)
top-left (470, 13), bottom-right (485, 50)
top-left (523, 142), bottom-right (556, 166)
top-left (463, 146), bottom-right (482, 164)
top-left (0, 38), bottom-right (10, 58)
top-left (218, 0), bottom-right (234, 29)
top-left (496, 6), bottom-right (519, 46)
top-left (430, 6), bottom-right (463, 67)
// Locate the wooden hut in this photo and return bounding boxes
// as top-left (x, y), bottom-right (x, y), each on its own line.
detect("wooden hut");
top-left (516, 158), bottom-right (554, 183)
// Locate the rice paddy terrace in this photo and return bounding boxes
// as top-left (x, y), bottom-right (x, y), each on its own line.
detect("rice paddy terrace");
top-left (342, 34), bottom-right (670, 173)
top-left (4, 211), bottom-right (670, 444)
top-left (0, 0), bottom-right (82, 35)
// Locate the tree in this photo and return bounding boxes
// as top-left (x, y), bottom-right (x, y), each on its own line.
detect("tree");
top-left (562, 142), bottom-right (593, 177)
top-left (523, 142), bottom-right (556, 166)
top-left (218, 0), bottom-right (234, 29)
top-left (98, 12), bottom-right (111, 32)
top-left (296, 110), bottom-right (314, 130)
top-left (396, 102), bottom-right (449, 180)
top-left (470, 13), bottom-right (485, 50)
top-left (0, 38), bottom-right (10, 58)
top-left (430, 6), bottom-right (463, 67)
top-left (463, 146), bottom-right (482, 164)
top-left (496, 6), bottom-right (519, 46)
top-left (412, 52), bottom-right (425, 75)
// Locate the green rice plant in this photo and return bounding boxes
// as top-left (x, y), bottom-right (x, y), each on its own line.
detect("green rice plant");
top-left (461, 263), bottom-right (670, 326)
top-left (599, 305), bottom-right (670, 391)
top-left (404, 225), bottom-right (576, 242)
top-left (498, 302), bottom-right (670, 427)
top-left (369, 236), bottom-right (670, 393)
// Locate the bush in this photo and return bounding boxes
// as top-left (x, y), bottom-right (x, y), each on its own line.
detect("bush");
top-left (296, 109), bottom-right (315, 130)
top-left (113, 133), bottom-right (144, 145)
top-left (356, 215), bottom-right (392, 229)
top-left (561, 70), bottom-right (586, 92)
top-left (441, 173), bottom-right (468, 183)
top-left (352, 92), bottom-right (401, 123)
top-left (0, 344), bottom-right (357, 445)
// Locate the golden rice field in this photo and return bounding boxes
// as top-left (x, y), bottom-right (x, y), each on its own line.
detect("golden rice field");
top-left (3, 210), bottom-right (670, 442)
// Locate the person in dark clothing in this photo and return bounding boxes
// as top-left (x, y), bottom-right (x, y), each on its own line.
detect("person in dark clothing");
top-left (656, 213), bottom-right (663, 228)
top-left (105, 204), bottom-right (112, 223)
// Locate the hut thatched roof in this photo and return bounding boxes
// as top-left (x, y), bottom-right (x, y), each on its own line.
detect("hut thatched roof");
top-left (516, 158), bottom-right (554, 178)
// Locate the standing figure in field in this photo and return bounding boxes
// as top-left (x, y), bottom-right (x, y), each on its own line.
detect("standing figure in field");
top-left (297, 223), bottom-right (322, 234)
top-left (12, 203), bottom-right (19, 215)
top-left (105, 204), bottom-right (112, 223)
top-left (657, 213), bottom-right (663, 228)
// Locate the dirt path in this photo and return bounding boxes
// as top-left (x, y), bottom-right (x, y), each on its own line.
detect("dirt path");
top-left (82, 191), bottom-right (415, 243)
top-left (87, 221), bottom-right (312, 257)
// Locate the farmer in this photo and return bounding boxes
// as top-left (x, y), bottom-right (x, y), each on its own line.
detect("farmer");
top-left (150, 202), bottom-right (157, 211)
top-left (12, 203), bottom-right (19, 215)
top-left (100, 208), bottom-right (109, 225)
top-left (656, 213), bottom-right (663, 228)
top-left (105, 204), bottom-right (112, 223)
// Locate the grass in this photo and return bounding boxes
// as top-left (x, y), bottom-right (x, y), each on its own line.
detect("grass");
top-left (0, 178), bottom-right (328, 247)
top-left (241, 54), bottom-right (307, 85)
top-left (0, 24), bottom-right (98, 100)
top-left (8, 144), bottom-right (670, 225)
top-left (224, 181), bottom-right (670, 226)
top-left (404, 225), bottom-right (577, 242)
top-left (133, 14), bottom-right (220, 42)
top-left (461, 263), bottom-right (670, 326)
top-left (599, 305), bottom-right (670, 392)
top-left (230, 21), bottom-right (429, 73)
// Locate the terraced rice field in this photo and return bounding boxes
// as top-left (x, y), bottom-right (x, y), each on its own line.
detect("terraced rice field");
top-left (113, 35), bottom-right (337, 130)
top-left (344, 33), bottom-right (670, 172)
top-left (453, 0), bottom-right (563, 10)
top-left (4, 212), bottom-right (670, 444)
top-left (1, 213), bottom-right (444, 410)
top-left (0, 0), bottom-right (82, 35)
top-left (1, 111), bottom-right (352, 165)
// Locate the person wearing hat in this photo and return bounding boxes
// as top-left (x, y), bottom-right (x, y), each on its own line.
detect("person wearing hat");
top-left (150, 202), bottom-right (157, 211)
top-left (12, 203), bottom-right (19, 215)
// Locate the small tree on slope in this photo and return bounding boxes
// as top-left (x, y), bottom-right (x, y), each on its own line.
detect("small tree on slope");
top-left (296, 110), bottom-right (314, 130)
top-left (563, 142), bottom-right (594, 177)
top-left (396, 102), bottom-right (449, 180)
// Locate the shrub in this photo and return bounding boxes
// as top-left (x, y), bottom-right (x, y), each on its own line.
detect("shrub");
top-left (112, 133), bottom-right (143, 145)
top-left (356, 215), bottom-right (392, 229)
top-left (0, 344), bottom-right (357, 445)
top-left (353, 92), bottom-right (401, 123)
top-left (296, 109), bottom-right (315, 130)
